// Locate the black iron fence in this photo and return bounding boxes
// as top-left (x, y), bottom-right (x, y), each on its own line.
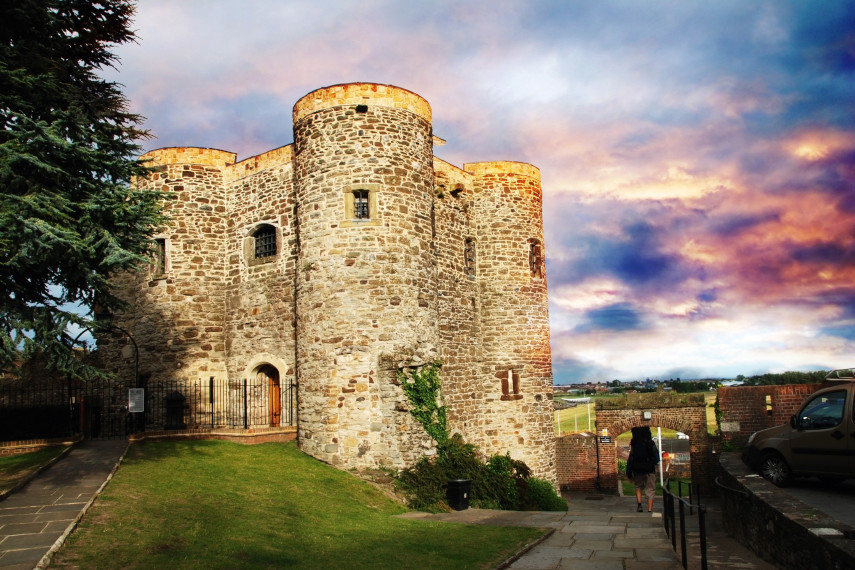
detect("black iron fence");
top-left (0, 377), bottom-right (295, 441)
top-left (663, 479), bottom-right (707, 570)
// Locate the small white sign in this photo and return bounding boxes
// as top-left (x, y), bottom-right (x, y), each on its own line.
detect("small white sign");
top-left (720, 421), bottom-right (739, 432)
top-left (129, 388), bottom-right (145, 412)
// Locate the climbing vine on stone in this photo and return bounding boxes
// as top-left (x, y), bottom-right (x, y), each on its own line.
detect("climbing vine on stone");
top-left (397, 361), bottom-right (448, 446)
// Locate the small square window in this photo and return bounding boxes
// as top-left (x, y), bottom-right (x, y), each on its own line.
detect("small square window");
top-left (341, 184), bottom-right (381, 228)
top-left (353, 190), bottom-right (370, 220)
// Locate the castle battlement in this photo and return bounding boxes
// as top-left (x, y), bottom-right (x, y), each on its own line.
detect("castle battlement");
top-left (104, 83), bottom-right (556, 482)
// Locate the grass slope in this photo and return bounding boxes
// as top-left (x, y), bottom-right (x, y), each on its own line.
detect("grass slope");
top-left (51, 440), bottom-right (544, 569)
top-left (0, 446), bottom-right (69, 494)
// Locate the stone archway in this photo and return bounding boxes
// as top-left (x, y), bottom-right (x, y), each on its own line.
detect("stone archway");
top-left (594, 395), bottom-right (710, 494)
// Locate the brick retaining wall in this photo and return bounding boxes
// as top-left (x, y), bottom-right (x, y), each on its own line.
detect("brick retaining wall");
top-left (717, 384), bottom-right (823, 446)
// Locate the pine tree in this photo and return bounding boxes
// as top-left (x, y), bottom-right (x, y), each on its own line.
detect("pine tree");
top-left (0, 0), bottom-right (166, 378)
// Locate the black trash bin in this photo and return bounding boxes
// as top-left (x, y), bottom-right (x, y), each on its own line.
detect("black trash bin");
top-left (447, 479), bottom-right (471, 511)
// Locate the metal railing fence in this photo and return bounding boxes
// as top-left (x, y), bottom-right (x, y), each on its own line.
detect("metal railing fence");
top-left (0, 377), bottom-right (295, 441)
top-left (663, 478), bottom-right (708, 570)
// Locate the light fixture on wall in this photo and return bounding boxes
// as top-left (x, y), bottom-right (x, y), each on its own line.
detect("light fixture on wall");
top-left (642, 411), bottom-right (652, 420)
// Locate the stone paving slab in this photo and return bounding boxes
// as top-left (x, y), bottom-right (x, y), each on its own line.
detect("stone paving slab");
top-left (0, 440), bottom-right (127, 569)
top-left (557, 559), bottom-right (623, 570)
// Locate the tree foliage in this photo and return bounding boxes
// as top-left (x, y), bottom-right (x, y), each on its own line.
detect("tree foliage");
top-left (0, 0), bottom-right (166, 378)
top-left (740, 370), bottom-right (829, 386)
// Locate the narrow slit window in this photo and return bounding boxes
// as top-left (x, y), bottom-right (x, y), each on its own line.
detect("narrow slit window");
top-left (254, 225), bottom-right (277, 259)
top-left (529, 239), bottom-right (544, 279)
top-left (353, 190), bottom-right (370, 220)
top-left (464, 238), bottom-right (476, 277)
top-left (501, 369), bottom-right (522, 401)
top-left (153, 238), bottom-right (166, 275)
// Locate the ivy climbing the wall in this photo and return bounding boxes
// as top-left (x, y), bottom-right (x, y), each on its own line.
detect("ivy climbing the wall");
top-left (394, 360), bottom-right (566, 513)
top-left (397, 361), bottom-right (449, 447)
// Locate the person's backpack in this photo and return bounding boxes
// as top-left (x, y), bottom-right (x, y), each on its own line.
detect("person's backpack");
top-left (631, 440), bottom-right (658, 474)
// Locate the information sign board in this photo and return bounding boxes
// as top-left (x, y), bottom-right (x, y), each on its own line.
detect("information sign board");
top-left (129, 388), bottom-right (145, 413)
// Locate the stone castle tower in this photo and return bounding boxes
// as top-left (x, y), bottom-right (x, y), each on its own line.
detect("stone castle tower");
top-left (102, 83), bottom-right (556, 482)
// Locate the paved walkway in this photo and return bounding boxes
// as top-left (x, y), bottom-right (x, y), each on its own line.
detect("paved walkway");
top-left (400, 493), bottom-right (775, 569)
top-left (0, 440), bottom-right (128, 569)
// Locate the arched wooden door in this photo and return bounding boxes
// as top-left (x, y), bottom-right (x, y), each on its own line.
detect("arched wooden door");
top-left (256, 365), bottom-right (281, 427)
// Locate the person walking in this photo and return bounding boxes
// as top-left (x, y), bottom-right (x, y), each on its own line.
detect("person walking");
top-left (626, 426), bottom-right (660, 512)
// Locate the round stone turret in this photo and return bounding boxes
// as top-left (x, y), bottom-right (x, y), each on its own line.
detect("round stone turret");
top-left (466, 160), bottom-right (555, 478)
top-left (292, 83), bottom-right (439, 467)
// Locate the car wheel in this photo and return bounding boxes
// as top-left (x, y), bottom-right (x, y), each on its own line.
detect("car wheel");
top-left (759, 452), bottom-right (791, 486)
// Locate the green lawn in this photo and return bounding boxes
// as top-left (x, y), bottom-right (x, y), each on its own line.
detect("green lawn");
top-left (50, 440), bottom-right (545, 569)
top-left (0, 446), bottom-right (69, 494)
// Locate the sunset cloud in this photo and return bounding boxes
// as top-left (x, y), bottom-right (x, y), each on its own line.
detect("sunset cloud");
top-left (108, 0), bottom-right (855, 381)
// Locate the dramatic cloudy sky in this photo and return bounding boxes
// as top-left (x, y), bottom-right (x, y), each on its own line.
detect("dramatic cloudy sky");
top-left (104, 0), bottom-right (855, 383)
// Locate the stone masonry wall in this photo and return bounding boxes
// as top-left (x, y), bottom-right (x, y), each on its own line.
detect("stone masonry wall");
top-left (101, 150), bottom-right (233, 397)
top-left (223, 157), bottom-right (298, 393)
top-left (432, 159), bottom-right (483, 448)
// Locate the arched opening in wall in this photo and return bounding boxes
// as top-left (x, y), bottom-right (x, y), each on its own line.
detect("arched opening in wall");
top-left (256, 365), bottom-right (281, 427)
top-left (617, 426), bottom-right (692, 496)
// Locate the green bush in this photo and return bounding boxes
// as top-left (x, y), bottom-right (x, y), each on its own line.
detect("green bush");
top-left (525, 478), bottom-right (568, 511)
top-left (395, 434), bottom-right (563, 512)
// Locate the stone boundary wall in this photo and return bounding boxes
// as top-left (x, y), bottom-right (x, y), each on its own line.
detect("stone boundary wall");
top-left (718, 384), bottom-right (823, 446)
top-left (717, 452), bottom-right (855, 568)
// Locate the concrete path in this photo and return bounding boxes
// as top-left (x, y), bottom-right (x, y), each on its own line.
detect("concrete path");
top-left (0, 440), bottom-right (128, 569)
top-left (400, 493), bottom-right (775, 569)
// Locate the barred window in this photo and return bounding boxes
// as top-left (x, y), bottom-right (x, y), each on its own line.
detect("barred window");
top-left (353, 190), bottom-right (370, 220)
top-left (254, 225), bottom-right (277, 259)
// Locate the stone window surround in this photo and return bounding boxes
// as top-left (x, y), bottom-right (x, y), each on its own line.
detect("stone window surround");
top-left (243, 222), bottom-right (280, 267)
top-left (341, 183), bottom-right (381, 228)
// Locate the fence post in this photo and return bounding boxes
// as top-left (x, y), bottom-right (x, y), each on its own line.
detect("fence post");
top-left (243, 379), bottom-right (248, 429)
top-left (210, 377), bottom-right (214, 428)
top-left (699, 504), bottom-right (708, 570)
top-left (678, 499), bottom-right (688, 569)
